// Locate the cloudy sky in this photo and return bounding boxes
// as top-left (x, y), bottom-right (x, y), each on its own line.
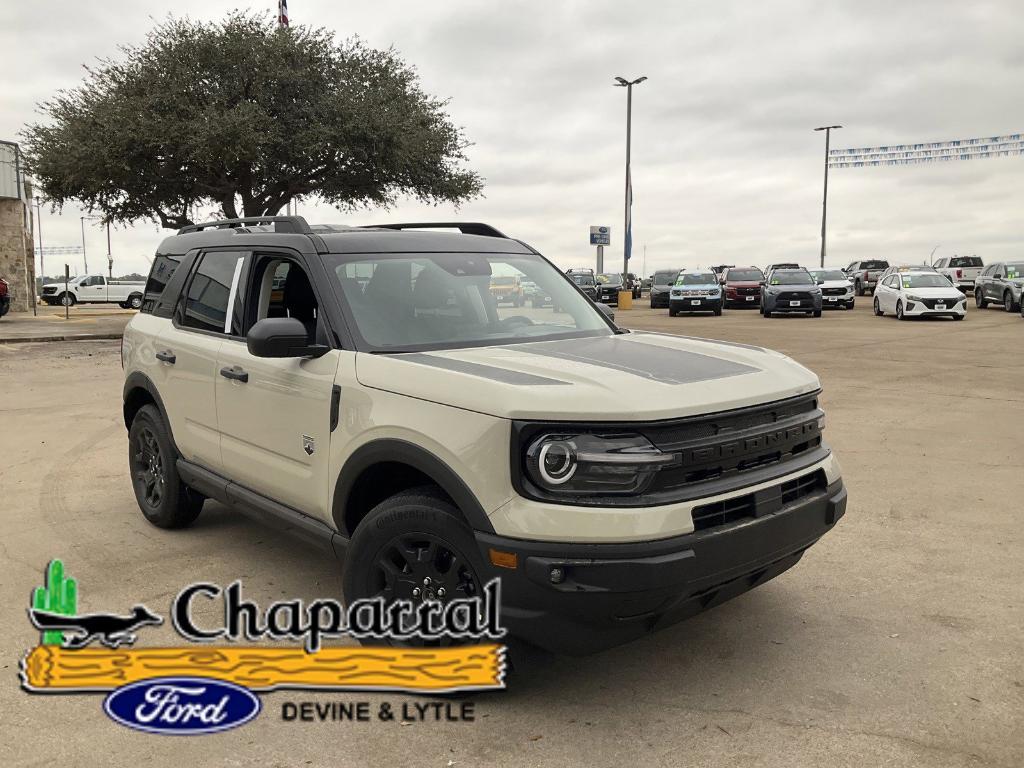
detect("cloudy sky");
top-left (4, 0), bottom-right (1023, 278)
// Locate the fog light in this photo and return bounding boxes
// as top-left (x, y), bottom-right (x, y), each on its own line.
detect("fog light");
top-left (549, 567), bottom-right (565, 584)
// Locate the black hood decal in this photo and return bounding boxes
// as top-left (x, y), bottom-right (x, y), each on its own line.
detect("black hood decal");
top-left (397, 353), bottom-right (570, 386)
top-left (522, 337), bottom-right (758, 385)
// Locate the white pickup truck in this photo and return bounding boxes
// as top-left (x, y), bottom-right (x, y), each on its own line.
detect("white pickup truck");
top-left (40, 274), bottom-right (146, 308)
top-left (931, 255), bottom-right (984, 292)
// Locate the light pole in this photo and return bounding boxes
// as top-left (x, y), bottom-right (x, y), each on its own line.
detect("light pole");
top-left (614, 75), bottom-right (646, 306)
top-left (929, 244), bottom-right (940, 265)
top-left (79, 216), bottom-right (89, 274)
top-left (34, 197), bottom-right (44, 282)
top-left (80, 215), bottom-right (108, 275)
top-left (814, 125), bottom-right (842, 268)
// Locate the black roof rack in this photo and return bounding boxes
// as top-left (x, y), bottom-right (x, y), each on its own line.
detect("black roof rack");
top-left (177, 216), bottom-right (313, 235)
top-left (364, 222), bottom-right (508, 239)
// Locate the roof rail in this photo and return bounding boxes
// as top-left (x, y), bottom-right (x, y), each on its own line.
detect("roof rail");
top-left (177, 216), bottom-right (313, 235)
top-left (364, 222), bottom-right (508, 239)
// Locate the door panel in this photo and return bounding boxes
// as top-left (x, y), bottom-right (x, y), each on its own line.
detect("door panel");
top-left (216, 340), bottom-right (342, 520)
top-left (155, 325), bottom-right (224, 470)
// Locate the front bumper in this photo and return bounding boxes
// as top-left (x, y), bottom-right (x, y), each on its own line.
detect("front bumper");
top-left (649, 291), bottom-right (670, 307)
top-left (765, 295), bottom-right (822, 313)
top-left (821, 293), bottom-right (855, 308)
top-left (903, 299), bottom-right (966, 317)
top-left (670, 295), bottom-right (723, 312)
top-left (725, 291), bottom-right (761, 306)
top-left (475, 478), bottom-right (846, 655)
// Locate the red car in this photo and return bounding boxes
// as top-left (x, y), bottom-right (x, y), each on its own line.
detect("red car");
top-left (721, 266), bottom-right (765, 308)
top-left (0, 276), bottom-right (10, 319)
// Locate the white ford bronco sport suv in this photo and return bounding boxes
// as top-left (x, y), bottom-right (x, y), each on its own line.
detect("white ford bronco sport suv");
top-left (122, 217), bottom-right (846, 654)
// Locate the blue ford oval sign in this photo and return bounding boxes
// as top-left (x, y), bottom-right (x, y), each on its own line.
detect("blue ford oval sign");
top-left (103, 676), bottom-right (261, 735)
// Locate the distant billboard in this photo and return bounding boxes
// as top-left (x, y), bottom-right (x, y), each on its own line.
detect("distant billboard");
top-left (0, 141), bottom-right (26, 201)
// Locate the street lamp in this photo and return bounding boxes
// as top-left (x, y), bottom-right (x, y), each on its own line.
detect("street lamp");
top-left (929, 244), bottom-right (940, 265)
top-left (614, 75), bottom-right (647, 306)
top-left (814, 125), bottom-right (842, 268)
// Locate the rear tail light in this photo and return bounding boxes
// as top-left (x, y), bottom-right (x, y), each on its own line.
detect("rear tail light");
top-left (863, 270), bottom-right (869, 280)
top-left (0, 278), bottom-right (8, 297)
top-left (955, 269), bottom-right (963, 279)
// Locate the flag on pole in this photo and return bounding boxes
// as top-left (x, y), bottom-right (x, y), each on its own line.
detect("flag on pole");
top-left (624, 166), bottom-right (633, 262)
top-left (278, 0), bottom-right (289, 28)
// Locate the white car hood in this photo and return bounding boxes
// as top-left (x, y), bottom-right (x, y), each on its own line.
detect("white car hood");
top-left (356, 331), bottom-right (820, 421)
top-left (905, 287), bottom-right (964, 299)
top-left (819, 279), bottom-right (853, 290)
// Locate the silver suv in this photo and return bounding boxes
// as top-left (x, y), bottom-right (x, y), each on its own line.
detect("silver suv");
top-left (121, 217), bottom-right (846, 654)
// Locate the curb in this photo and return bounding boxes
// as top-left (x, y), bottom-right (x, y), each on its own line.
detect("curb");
top-left (0, 333), bottom-right (123, 345)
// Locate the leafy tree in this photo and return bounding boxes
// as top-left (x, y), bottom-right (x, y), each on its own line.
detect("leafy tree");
top-left (23, 13), bottom-right (482, 229)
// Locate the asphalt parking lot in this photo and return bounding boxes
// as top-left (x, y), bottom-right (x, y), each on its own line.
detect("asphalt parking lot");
top-left (2, 300), bottom-right (1021, 767)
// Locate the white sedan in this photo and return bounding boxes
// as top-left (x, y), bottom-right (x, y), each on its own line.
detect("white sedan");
top-left (873, 271), bottom-right (967, 320)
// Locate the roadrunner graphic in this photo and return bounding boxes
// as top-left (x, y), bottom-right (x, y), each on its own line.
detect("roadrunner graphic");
top-left (28, 605), bottom-right (162, 649)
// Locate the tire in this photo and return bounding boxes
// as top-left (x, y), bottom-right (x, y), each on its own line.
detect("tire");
top-left (847, 301), bottom-right (856, 310)
top-left (855, 281), bottom-right (863, 296)
top-left (896, 300), bottom-right (906, 320)
top-left (1004, 291), bottom-right (1019, 313)
top-left (975, 289), bottom-right (987, 309)
top-left (129, 294), bottom-right (143, 310)
top-left (668, 307), bottom-right (677, 317)
top-left (953, 313), bottom-right (964, 321)
top-left (763, 309), bottom-right (772, 318)
top-left (812, 309), bottom-right (822, 318)
top-left (342, 486), bottom-right (487, 644)
top-left (60, 293), bottom-right (76, 307)
top-left (873, 298), bottom-right (883, 316)
top-left (713, 306), bottom-right (722, 316)
top-left (128, 404), bottom-right (204, 529)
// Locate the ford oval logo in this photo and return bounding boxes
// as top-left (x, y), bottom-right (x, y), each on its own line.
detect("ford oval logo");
top-left (103, 676), bottom-right (260, 735)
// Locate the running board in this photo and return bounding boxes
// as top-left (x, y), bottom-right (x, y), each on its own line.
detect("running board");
top-left (176, 459), bottom-right (348, 560)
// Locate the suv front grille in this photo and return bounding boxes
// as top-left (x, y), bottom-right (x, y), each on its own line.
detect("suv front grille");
top-left (920, 297), bottom-right (960, 309)
top-left (42, 286), bottom-right (57, 295)
top-left (691, 469), bottom-right (827, 531)
top-left (775, 291), bottom-right (811, 302)
top-left (822, 287), bottom-right (847, 296)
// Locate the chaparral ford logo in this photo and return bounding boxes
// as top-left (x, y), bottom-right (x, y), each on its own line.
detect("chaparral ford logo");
top-left (103, 677), bottom-right (261, 735)
top-left (21, 560), bottom-right (506, 734)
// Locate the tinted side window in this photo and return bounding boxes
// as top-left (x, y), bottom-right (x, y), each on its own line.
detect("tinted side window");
top-left (180, 253), bottom-right (243, 334)
top-left (142, 255), bottom-right (182, 314)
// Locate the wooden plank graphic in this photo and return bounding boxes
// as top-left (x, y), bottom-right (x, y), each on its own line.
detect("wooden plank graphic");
top-left (22, 644), bottom-right (505, 693)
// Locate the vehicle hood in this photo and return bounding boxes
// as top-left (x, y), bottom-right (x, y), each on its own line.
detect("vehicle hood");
top-left (818, 279), bottom-right (852, 290)
top-left (904, 287), bottom-right (965, 299)
top-left (673, 283), bottom-right (719, 291)
top-left (355, 332), bottom-right (820, 421)
top-left (725, 280), bottom-right (761, 289)
top-left (766, 284), bottom-right (817, 293)
top-left (650, 284), bottom-right (672, 293)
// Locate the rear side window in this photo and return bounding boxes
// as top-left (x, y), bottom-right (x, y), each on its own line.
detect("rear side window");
top-left (949, 256), bottom-right (982, 268)
top-left (180, 252), bottom-right (244, 334)
top-left (141, 255), bottom-right (182, 314)
top-left (862, 260), bottom-right (888, 270)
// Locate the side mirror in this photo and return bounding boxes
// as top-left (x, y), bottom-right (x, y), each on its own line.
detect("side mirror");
top-left (994, 273), bottom-right (1003, 280)
top-left (594, 301), bottom-right (616, 323)
top-left (247, 317), bottom-right (329, 359)
top-left (816, 279), bottom-right (825, 285)
top-left (758, 280), bottom-right (766, 286)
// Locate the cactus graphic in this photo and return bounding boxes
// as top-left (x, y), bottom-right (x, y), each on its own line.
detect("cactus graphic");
top-left (32, 560), bottom-right (77, 645)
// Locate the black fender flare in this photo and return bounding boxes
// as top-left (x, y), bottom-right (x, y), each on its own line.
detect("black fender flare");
top-left (333, 439), bottom-right (494, 535)
top-left (122, 372), bottom-right (179, 455)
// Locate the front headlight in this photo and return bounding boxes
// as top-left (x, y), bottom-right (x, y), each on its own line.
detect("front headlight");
top-left (906, 294), bottom-right (924, 302)
top-left (525, 433), bottom-right (678, 496)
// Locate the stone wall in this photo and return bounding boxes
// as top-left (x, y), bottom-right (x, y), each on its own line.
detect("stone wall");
top-left (0, 196), bottom-right (36, 312)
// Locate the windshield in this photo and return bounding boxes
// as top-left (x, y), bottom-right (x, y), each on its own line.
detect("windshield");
top-left (653, 270), bottom-right (679, 286)
top-left (810, 270), bottom-right (847, 281)
top-left (902, 273), bottom-right (957, 288)
top-left (328, 253), bottom-right (612, 352)
top-left (949, 257), bottom-right (982, 268)
top-left (597, 273), bottom-right (622, 285)
top-left (678, 273), bottom-right (717, 285)
top-left (769, 271), bottom-right (813, 285)
top-left (1004, 262), bottom-right (1024, 278)
top-left (727, 269), bottom-right (763, 281)
top-left (570, 274), bottom-right (595, 286)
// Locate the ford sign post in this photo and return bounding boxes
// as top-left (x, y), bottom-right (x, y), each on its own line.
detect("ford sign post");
top-left (103, 677), bottom-right (261, 735)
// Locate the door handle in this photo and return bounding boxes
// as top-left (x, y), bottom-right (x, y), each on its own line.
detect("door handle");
top-left (220, 365), bottom-right (249, 383)
top-left (155, 350), bottom-right (176, 364)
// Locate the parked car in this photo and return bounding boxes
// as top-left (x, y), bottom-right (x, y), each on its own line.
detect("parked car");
top-left (567, 269), bottom-right (600, 302)
top-left (932, 255), bottom-right (984, 292)
top-left (521, 279), bottom-right (553, 308)
top-left (120, 216), bottom-right (845, 655)
top-left (873, 271), bottom-right (966, 320)
top-left (669, 271), bottom-right (723, 316)
top-left (0, 276), bottom-right (10, 319)
top-left (648, 269), bottom-right (681, 308)
top-left (721, 266), bottom-right (765, 308)
top-left (40, 273), bottom-right (146, 308)
top-left (974, 261), bottom-right (1024, 312)
top-left (596, 272), bottom-right (624, 305)
top-left (879, 264), bottom-right (940, 280)
top-left (489, 274), bottom-right (524, 307)
top-left (808, 269), bottom-right (855, 310)
top-left (842, 260), bottom-right (889, 296)
top-left (762, 269), bottom-right (822, 318)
